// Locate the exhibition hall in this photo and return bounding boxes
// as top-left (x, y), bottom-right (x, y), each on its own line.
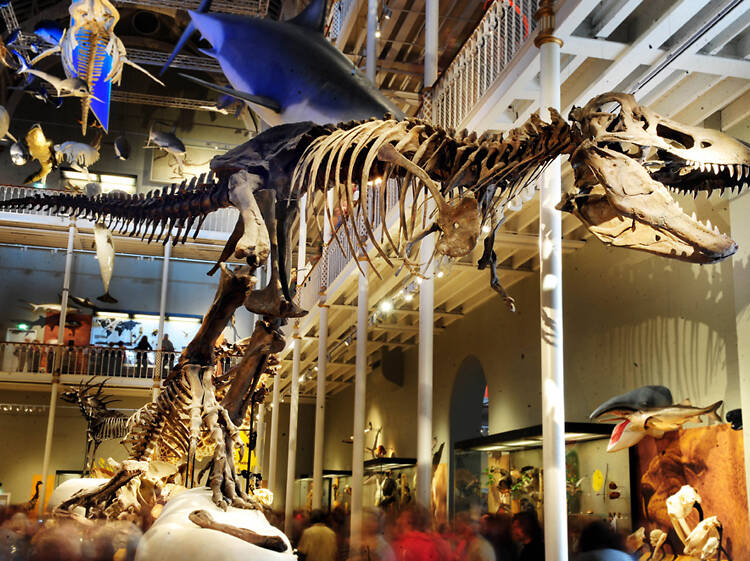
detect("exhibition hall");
top-left (0, 0), bottom-right (748, 559)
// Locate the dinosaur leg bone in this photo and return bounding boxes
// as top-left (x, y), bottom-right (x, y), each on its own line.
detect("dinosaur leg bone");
top-left (189, 509), bottom-right (287, 552)
top-left (244, 190), bottom-right (305, 318)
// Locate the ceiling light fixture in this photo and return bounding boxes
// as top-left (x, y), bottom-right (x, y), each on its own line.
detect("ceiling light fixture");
top-left (375, 23), bottom-right (381, 38)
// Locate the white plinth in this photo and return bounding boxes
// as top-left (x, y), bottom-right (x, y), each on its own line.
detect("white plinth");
top-left (136, 487), bottom-right (294, 561)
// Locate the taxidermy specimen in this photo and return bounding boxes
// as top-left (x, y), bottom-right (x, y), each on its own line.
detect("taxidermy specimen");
top-left (590, 385), bottom-right (724, 452)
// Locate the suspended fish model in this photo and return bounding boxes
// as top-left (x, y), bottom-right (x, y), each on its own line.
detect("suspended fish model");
top-left (32, 0), bottom-right (163, 134)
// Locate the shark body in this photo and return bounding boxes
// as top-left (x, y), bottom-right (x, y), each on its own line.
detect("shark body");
top-left (169, 0), bottom-right (403, 126)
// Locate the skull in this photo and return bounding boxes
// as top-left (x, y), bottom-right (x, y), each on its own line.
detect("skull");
top-left (434, 194), bottom-right (481, 258)
top-left (560, 92), bottom-right (750, 263)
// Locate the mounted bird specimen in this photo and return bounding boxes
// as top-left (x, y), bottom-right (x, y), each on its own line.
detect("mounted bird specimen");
top-left (31, 0), bottom-right (164, 134)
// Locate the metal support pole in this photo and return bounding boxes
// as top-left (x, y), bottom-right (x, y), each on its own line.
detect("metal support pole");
top-left (416, 199), bottom-right (435, 507)
top-left (350, 257), bottom-right (369, 553)
top-left (154, 240), bottom-right (171, 402)
top-left (284, 334), bottom-right (301, 536)
top-left (312, 191), bottom-right (333, 510)
top-left (424, 0), bottom-right (438, 87)
top-left (366, 0), bottom-right (377, 82)
top-left (266, 261), bottom-right (281, 501)
top-left (256, 403), bottom-right (266, 475)
top-left (39, 218), bottom-right (75, 515)
top-left (535, 3), bottom-right (566, 560)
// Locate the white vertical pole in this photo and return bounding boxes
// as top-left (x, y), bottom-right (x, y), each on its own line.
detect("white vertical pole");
top-left (284, 335), bottom-right (301, 536)
top-left (39, 218), bottom-right (76, 515)
top-left (267, 261), bottom-right (281, 500)
top-left (366, 0), bottom-right (377, 83)
top-left (424, 0), bottom-right (439, 87)
top-left (313, 191), bottom-right (334, 510)
top-left (154, 240), bottom-right (171, 402)
top-left (417, 199), bottom-right (435, 508)
top-left (350, 257), bottom-right (369, 553)
top-left (535, 3), bottom-right (566, 560)
top-left (255, 403), bottom-right (266, 475)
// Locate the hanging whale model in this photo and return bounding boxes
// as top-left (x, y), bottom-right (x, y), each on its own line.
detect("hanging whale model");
top-left (93, 222), bottom-right (118, 303)
top-left (162, 0), bottom-right (403, 126)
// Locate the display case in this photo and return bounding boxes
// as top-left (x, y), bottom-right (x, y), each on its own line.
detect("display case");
top-left (453, 423), bottom-right (631, 532)
top-left (293, 470), bottom-right (352, 511)
top-left (363, 457), bottom-right (417, 511)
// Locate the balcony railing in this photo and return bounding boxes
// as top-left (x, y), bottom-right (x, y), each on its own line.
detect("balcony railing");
top-left (428, 0), bottom-right (538, 129)
top-left (0, 184), bottom-right (240, 237)
top-left (325, 0), bottom-right (356, 41)
top-left (292, 179), bottom-right (400, 313)
top-left (1, 342), bottom-right (180, 381)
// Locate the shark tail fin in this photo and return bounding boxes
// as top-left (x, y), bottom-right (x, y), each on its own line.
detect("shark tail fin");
top-left (160, 0), bottom-right (212, 76)
top-left (707, 400), bottom-right (724, 424)
top-left (97, 292), bottom-right (118, 304)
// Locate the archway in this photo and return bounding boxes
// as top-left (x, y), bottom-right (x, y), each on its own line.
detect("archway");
top-left (448, 355), bottom-right (488, 518)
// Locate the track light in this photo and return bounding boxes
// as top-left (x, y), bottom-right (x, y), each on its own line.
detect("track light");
top-left (383, 4), bottom-right (392, 19)
top-left (379, 300), bottom-right (393, 313)
top-left (404, 293), bottom-right (413, 302)
top-left (375, 23), bottom-right (381, 38)
top-left (436, 270), bottom-right (444, 278)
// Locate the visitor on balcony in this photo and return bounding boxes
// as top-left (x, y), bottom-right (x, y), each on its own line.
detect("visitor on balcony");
top-left (135, 336), bottom-right (152, 378)
top-left (161, 334), bottom-right (174, 376)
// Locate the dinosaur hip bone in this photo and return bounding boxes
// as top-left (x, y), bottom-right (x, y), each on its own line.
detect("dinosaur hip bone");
top-left (189, 509), bottom-right (287, 552)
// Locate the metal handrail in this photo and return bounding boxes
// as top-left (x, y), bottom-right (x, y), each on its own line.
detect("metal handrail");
top-left (426, 0), bottom-right (538, 128)
top-left (0, 341), bottom-right (242, 381)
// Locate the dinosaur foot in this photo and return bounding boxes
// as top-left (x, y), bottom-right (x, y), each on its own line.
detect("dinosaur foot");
top-left (491, 279), bottom-right (516, 313)
top-left (189, 509), bottom-right (287, 552)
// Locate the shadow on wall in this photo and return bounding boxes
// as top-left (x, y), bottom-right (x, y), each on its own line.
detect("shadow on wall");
top-left (564, 239), bottom-right (742, 418)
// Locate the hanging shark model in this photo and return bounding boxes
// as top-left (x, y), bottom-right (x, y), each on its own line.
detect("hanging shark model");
top-left (162, 0), bottom-right (404, 126)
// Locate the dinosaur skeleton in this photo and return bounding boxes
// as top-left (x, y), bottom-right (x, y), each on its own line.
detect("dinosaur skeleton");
top-left (3, 93), bottom-right (750, 517)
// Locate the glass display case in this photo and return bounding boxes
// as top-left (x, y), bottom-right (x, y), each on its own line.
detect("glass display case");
top-left (453, 423), bottom-right (631, 533)
top-left (363, 457), bottom-right (417, 512)
top-left (293, 470), bottom-right (352, 511)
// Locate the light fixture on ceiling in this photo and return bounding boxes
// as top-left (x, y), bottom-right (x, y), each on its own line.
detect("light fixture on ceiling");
top-left (379, 300), bottom-right (393, 313)
top-left (375, 23), bottom-right (381, 39)
top-left (404, 292), bottom-right (413, 303)
top-left (383, 4), bottom-right (392, 19)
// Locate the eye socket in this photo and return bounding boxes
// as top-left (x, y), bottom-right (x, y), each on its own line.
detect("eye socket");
top-left (656, 124), bottom-right (694, 150)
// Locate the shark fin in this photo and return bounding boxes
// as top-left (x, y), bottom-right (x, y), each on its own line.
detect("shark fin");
top-left (287, 0), bottom-right (327, 32)
top-left (159, 0), bottom-right (212, 76)
top-left (178, 73), bottom-right (282, 113)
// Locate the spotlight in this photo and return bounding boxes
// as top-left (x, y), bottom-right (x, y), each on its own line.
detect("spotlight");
top-left (299, 374), bottom-right (305, 383)
top-left (416, 277), bottom-right (423, 285)
top-left (404, 293), bottom-right (413, 302)
top-left (481, 224), bottom-right (491, 234)
top-left (379, 300), bottom-right (393, 313)
top-left (383, 5), bottom-right (392, 19)
top-left (436, 270), bottom-right (444, 278)
top-left (313, 365), bottom-right (319, 372)
top-left (375, 24), bottom-right (381, 38)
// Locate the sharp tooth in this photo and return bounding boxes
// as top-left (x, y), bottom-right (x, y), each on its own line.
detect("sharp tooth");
top-left (721, 187), bottom-right (727, 198)
top-left (719, 164), bottom-right (725, 172)
top-left (706, 219), bottom-right (712, 230)
top-left (712, 163), bottom-right (720, 174)
top-left (691, 211), bottom-right (697, 220)
top-left (715, 225), bottom-right (720, 234)
top-left (699, 162), bottom-right (705, 172)
top-left (729, 165), bottom-right (735, 178)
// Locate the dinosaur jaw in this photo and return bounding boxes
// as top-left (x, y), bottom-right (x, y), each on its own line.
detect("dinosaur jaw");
top-left (561, 146), bottom-right (738, 264)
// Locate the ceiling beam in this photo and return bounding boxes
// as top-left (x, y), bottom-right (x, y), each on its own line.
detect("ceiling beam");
top-left (590, 0), bottom-right (641, 39)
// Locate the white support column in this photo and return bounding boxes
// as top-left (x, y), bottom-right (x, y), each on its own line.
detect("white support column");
top-left (284, 334), bottom-right (301, 536)
top-left (366, 0), bottom-right (377, 83)
top-left (39, 218), bottom-right (76, 515)
top-left (424, 0), bottom-right (439, 87)
top-left (255, 403), bottom-right (266, 475)
top-left (313, 192), bottom-right (333, 510)
top-left (416, 199), bottom-right (435, 508)
top-left (297, 194), bottom-right (308, 283)
top-left (154, 240), bottom-right (171, 402)
top-left (350, 257), bottom-right (369, 553)
top-left (268, 363), bottom-right (281, 493)
top-left (535, 3), bottom-right (567, 560)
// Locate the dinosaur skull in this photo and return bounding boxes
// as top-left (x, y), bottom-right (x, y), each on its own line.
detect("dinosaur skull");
top-left (434, 195), bottom-right (481, 258)
top-left (561, 92), bottom-right (750, 263)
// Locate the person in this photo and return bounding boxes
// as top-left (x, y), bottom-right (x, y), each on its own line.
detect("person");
top-left (391, 505), bottom-right (445, 561)
top-left (511, 511), bottom-right (544, 561)
top-left (481, 513), bottom-right (517, 561)
top-left (357, 508), bottom-right (395, 561)
top-left (135, 336), bottom-right (152, 378)
top-left (573, 520), bottom-right (632, 561)
top-left (297, 509), bottom-right (337, 561)
top-left (455, 513), bottom-right (495, 561)
top-left (161, 334), bottom-right (175, 375)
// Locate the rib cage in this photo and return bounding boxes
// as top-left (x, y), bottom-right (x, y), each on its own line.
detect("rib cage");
top-left (292, 111), bottom-right (574, 267)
